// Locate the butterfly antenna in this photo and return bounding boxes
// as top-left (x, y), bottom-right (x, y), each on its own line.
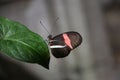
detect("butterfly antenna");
top-left (40, 17), bottom-right (59, 35)
top-left (40, 21), bottom-right (51, 35)
top-left (53, 17), bottom-right (59, 26)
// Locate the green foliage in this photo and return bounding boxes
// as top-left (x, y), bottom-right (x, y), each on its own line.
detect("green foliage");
top-left (0, 17), bottom-right (50, 69)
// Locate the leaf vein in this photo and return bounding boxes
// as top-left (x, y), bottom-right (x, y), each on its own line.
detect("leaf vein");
top-left (6, 39), bottom-right (40, 54)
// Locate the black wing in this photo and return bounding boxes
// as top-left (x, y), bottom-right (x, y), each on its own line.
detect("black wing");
top-left (49, 31), bottom-right (82, 58)
top-left (65, 31), bottom-right (82, 49)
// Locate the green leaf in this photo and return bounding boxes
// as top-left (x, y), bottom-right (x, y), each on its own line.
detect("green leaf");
top-left (0, 17), bottom-right (50, 69)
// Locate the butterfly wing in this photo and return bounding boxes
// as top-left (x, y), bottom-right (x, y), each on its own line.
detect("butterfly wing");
top-left (49, 31), bottom-right (82, 58)
top-left (66, 31), bottom-right (82, 49)
top-left (49, 33), bottom-right (71, 58)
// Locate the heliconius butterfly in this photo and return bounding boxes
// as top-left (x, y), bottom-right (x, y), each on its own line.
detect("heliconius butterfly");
top-left (48, 31), bottom-right (82, 58)
top-left (40, 21), bottom-right (82, 58)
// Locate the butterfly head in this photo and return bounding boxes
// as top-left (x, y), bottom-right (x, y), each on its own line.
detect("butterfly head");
top-left (48, 35), bottom-right (52, 40)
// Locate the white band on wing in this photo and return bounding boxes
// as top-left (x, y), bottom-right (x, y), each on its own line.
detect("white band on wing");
top-left (50, 45), bottom-right (66, 48)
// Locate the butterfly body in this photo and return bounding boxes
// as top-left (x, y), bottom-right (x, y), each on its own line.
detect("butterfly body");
top-left (48, 31), bottom-right (82, 58)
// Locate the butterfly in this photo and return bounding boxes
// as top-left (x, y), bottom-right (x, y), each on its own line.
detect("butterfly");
top-left (48, 31), bottom-right (82, 58)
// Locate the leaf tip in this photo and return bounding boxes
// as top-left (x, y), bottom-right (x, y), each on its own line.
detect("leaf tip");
top-left (38, 57), bottom-right (50, 69)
